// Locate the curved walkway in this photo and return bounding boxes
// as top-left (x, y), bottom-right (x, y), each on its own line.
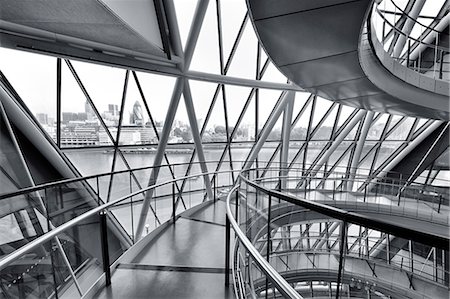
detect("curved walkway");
top-left (94, 199), bottom-right (233, 299)
top-left (247, 0), bottom-right (449, 119)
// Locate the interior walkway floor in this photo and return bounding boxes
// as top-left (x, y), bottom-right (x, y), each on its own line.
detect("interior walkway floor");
top-left (94, 199), bottom-right (234, 299)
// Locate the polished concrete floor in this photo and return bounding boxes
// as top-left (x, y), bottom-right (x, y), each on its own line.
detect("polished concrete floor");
top-left (95, 199), bottom-right (234, 299)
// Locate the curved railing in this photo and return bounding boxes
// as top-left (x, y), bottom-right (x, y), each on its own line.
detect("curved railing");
top-left (226, 169), bottom-right (449, 298)
top-left (1, 161), bottom-right (448, 298)
top-left (371, 0), bottom-right (449, 80)
top-left (0, 165), bottom-right (238, 299)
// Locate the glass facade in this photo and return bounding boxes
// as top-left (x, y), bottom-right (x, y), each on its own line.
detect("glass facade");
top-left (0, 0), bottom-right (448, 298)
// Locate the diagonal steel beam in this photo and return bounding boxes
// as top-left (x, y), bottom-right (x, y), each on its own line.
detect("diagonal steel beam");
top-left (135, 0), bottom-right (210, 240)
top-left (242, 91), bottom-right (294, 171)
top-left (347, 111), bottom-right (374, 191)
top-left (279, 92), bottom-right (295, 189)
top-left (183, 79), bottom-right (214, 200)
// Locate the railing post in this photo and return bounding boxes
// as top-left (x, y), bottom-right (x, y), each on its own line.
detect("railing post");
top-left (235, 186), bottom-right (239, 220)
top-left (225, 215), bottom-right (231, 286)
top-left (439, 50), bottom-right (444, 80)
top-left (214, 174), bottom-right (217, 201)
top-left (407, 39), bottom-right (411, 66)
top-left (172, 183), bottom-right (176, 223)
top-left (265, 194), bottom-right (272, 299)
top-left (363, 185), bottom-right (367, 203)
top-left (437, 194), bottom-right (442, 213)
top-left (333, 180), bottom-right (336, 201)
top-left (335, 221), bottom-right (347, 299)
top-left (100, 211), bottom-right (111, 286)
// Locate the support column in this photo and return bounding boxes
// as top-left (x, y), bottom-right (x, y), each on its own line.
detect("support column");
top-left (242, 91), bottom-right (294, 171)
top-left (135, 0), bottom-right (210, 240)
top-left (183, 79), bottom-right (214, 200)
top-left (392, 0), bottom-right (426, 58)
top-left (347, 111), bottom-right (374, 191)
top-left (280, 92), bottom-right (295, 190)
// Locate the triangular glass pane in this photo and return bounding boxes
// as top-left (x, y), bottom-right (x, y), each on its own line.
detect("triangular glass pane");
top-left (258, 89), bottom-right (282, 134)
top-left (173, 0), bottom-right (199, 49)
top-left (0, 48), bottom-right (57, 142)
top-left (367, 113), bottom-right (389, 140)
top-left (223, 84), bottom-right (253, 129)
top-left (328, 141), bottom-right (352, 168)
top-left (336, 105), bottom-right (357, 128)
top-left (344, 119), bottom-right (361, 140)
top-left (189, 79), bottom-right (220, 131)
top-left (133, 72), bottom-right (175, 136)
top-left (70, 61), bottom-right (125, 145)
top-left (359, 141), bottom-right (377, 166)
top-left (200, 88), bottom-right (227, 143)
top-left (291, 99), bottom-right (313, 141)
top-left (386, 117), bottom-right (415, 140)
top-left (232, 90), bottom-right (255, 142)
top-left (311, 97), bottom-right (334, 129)
top-left (358, 149), bottom-right (376, 177)
top-left (267, 117), bottom-right (283, 141)
top-left (61, 62), bottom-right (109, 148)
top-left (118, 73), bottom-right (157, 145)
top-left (190, 0), bottom-right (221, 74)
top-left (311, 105), bottom-right (338, 140)
top-left (258, 143), bottom-right (279, 169)
top-left (226, 21), bottom-right (258, 79)
top-left (373, 141), bottom-right (404, 169)
top-left (386, 115), bottom-right (403, 134)
top-left (220, 0), bottom-right (248, 61)
top-left (170, 94), bottom-right (192, 143)
top-left (414, 118), bottom-right (429, 134)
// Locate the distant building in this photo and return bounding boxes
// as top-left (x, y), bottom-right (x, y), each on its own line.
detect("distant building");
top-left (85, 99), bottom-right (95, 120)
top-left (36, 113), bottom-right (48, 125)
top-left (130, 101), bottom-right (144, 126)
top-left (108, 104), bottom-right (119, 116)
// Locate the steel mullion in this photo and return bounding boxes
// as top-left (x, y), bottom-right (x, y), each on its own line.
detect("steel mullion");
top-left (115, 70), bottom-right (129, 145)
top-left (56, 58), bottom-right (62, 148)
top-left (345, 114), bottom-right (366, 184)
top-left (240, 90), bottom-right (285, 169)
top-left (262, 95), bottom-right (330, 178)
top-left (295, 108), bottom-right (361, 185)
top-left (255, 43), bottom-right (261, 173)
top-left (132, 71), bottom-right (186, 209)
top-left (64, 60), bottom-right (116, 144)
top-left (177, 13), bottom-right (255, 194)
top-left (316, 144), bottom-right (354, 189)
top-left (302, 95), bottom-right (316, 176)
top-left (358, 115), bottom-right (393, 170)
top-left (213, 60), bottom-right (270, 175)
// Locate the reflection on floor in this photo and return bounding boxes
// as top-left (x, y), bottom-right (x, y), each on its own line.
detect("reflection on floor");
top-left (95, 199), bottom-right (234, 299)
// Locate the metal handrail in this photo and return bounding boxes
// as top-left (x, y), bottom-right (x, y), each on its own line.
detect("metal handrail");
top-left (226, 185), bottom-right (303, 299)
top-left (0, 169), bottom-right (240, 271)
top-left (0, 160), bottom-right (226, 200)
top-left (373, 6), bottom-right (449, 52)
top-left (2, 161), bottom-right (438, 201)
top-left (382, 0), bottom-right (449, 36)
top-left (239, 172), bottom-right (449, 250)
